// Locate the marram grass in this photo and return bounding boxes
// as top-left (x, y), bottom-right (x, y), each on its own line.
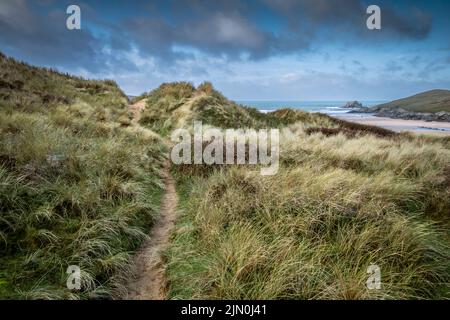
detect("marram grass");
top-left (1, 54), bottom-right (449, 300)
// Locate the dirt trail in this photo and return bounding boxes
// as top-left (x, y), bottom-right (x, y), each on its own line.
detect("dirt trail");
top-left (129, 99), bottom-right (146, 125)
top-left (172, 92), bottom-right (206, 127)
top-left (123, 99), bottom-right (178, 300)
top-left (124, 166), bottom-right (178, 300)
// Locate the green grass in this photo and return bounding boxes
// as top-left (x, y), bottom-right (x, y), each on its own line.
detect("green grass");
top-left (167, 131), bottom-right (450, 299)
top-left (372, 89), bottom-right (450, 113)
top-left (1, 52), bottom-right (449, 300)
top-left (162, 84), bottom-right (450, 300)
top-left (138, 82), bottom-right (326, 135)
top-left (0, 53), bottom-right (167, 299)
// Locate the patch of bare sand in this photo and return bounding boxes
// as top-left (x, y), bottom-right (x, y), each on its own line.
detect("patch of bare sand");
top-left (123, 166), bottom-right (177, 300)
top-left (337, 114), bottom-right (450, 136)
top-left (121, 101), bottom-right (178, 300)
top-left (129, 99), bottom-right (147, 125)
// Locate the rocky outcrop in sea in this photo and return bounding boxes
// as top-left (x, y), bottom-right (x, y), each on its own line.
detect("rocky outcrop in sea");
top-left (342, 101), bottom-right (365, 109)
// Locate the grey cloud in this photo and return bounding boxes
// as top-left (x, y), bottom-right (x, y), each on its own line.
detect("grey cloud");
top-left (353, 60), bottom-right (367, 74)
top-left (120, 7), bottom-right (277, 61)
top-left (266, 0), bottom-right (432, 40)
top-left (0, 0), bottom-right (435, 76)
top-left (121, 3), bottom-right (309, 62)
top-left (408, 55), bottom-right (421, 66)
top-left (422, 57), bottom-right (449, 73)
top-left (180, 13), bottom-right (267, 52)
top-left (0, 0), bottom-right (134, 73)
top-left (266, 0), bottom-right (364, 25)
top-left (385, 61), bottom-right (403, 73)
top-left (381, 7), bottom-right (432, 40)
top-left (121, 0), bottom-right (433, 64)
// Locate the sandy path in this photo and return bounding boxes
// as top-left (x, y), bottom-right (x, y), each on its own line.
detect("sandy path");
top-left (129, 99), bottom-right (146, 125)
top-left (123, 166), bottom-right (178, 300)
top-left (123, 99), bottom-right (178, 300)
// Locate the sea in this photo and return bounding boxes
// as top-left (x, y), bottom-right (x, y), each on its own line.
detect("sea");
top-left (237, 100), bottom-right (450, 133)
top-left (237, 100), bottom-right (386, 116)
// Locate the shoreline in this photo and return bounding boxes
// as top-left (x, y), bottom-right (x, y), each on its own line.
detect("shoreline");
top-left (334, 113), bottom-right (450, 135)
top-left (259, 108), bottom-right (450, 135)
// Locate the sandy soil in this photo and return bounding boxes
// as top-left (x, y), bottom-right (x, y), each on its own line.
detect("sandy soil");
top-left (123, 166), bottom-right (178, 300)
top-left (122, 100), bottom-right (177, 300)
top-left (336, 113), bottom-right (450, 136)
top-left (129, 99), bottom-right (146, 125)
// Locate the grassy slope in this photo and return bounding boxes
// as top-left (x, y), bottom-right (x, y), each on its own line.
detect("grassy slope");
top-left (1, 55), bottom-right (449, 300)
top-left (0, 53), bottom-right (167, 299)
top-left (372, 89), bottom-right (450, 113)
top-left (138, 82), bottom-right (333, 135)
top-left (140, 83), bottom-right (450, 299)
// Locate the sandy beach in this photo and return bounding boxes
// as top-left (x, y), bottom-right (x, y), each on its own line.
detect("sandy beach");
top-left (336, 113), bottom-right (450, 136)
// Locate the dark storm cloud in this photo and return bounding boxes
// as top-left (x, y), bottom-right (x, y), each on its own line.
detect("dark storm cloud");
top-left (0, 0), bottom-right (134, 72)
top-left (265, 0), bottom-right (432, 40)
top-left (381, 6), bottom-right (432, 40)
top-left (0, 0), bottom-right (434, 73)
top-left (119, 0), bottom-right (433, 62)
top-left (122, 10), bottom-right (278, 61)
top-left (265, 0), bottom-right (364, 25)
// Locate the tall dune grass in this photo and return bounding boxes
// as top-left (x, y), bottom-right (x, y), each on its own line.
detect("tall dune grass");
top-left (0, 53), bottom-right (167, 299)
top-left (1, 55), bottom-right (449, 300)
top-left (167, 123), bottom-right (450, 300)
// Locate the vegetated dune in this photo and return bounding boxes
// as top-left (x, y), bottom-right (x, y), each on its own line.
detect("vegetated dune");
top-left (135, 84), bottom-right (450, 300)
top-left (137, 81), bottom-right (283, 134)
top-left (371, 89), bottom-right (450, 113)
top-left (1, 52), bottom-right (449, 300)
top-left (0, 53), bottom-right (167, 299)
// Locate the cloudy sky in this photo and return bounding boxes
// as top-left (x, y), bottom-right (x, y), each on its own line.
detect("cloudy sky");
top-left (1, 0), bottom-right (449, 100)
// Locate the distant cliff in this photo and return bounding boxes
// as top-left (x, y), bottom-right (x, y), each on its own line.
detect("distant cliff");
top-left (353, 90), bottom-right (450, 122)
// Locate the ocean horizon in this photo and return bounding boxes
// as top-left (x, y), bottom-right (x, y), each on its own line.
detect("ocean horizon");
top-left (237, 100), bottom-right (387, 115)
